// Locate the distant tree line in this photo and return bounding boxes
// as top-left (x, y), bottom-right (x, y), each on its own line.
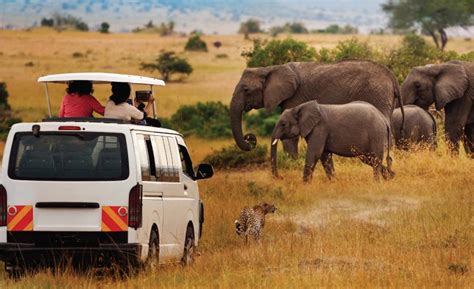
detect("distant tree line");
top-left (41, 13), bottom-right (89, 31)
top-left (313, 24), bottom-right (359, 35)
top-left (132, 21), bottom-right (175, 36)
top-left (238, 19), bottom-right (359, 37)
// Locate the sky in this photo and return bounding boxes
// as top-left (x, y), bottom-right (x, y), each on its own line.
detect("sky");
top-left (1, 0), bottom-right (389, 33)
top-left (1, 0), bottom-right (473, 36)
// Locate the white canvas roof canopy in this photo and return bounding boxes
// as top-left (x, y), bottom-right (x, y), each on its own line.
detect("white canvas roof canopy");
top-left (37, 72), bottom-right (165, 118)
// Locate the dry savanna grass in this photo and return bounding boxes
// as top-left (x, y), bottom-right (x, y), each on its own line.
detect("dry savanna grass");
top-left (0, 29), bottom-right (473, 288)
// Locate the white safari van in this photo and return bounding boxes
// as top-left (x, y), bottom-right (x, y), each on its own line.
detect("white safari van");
top-left (0, 73), bottom-right (213, 274)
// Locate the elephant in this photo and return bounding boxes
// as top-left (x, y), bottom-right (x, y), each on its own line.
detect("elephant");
top-left (271, 100), bottom-right (394, 182)
top-left (230, 60), bottom-right (405, 157)
top-left (392, 105), bottom-right (437, 150)
top-left (401, 61), bottom-right (474, 156)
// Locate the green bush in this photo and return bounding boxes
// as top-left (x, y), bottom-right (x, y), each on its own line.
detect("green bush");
top-left (49, 13), bottom-right (88, 31)
top-left (381, 34), bottom-right (474, 83)
top-left (99, 22), bottom-right (110, 34)
top-left (185, 35), bottom-right (208, 52)
top-left (0, 82), bottom-right (22, 140)
top-left (170, 101), bottom-right (231, 138)
top-left (238, 19), bottom-right (262, 34)
top-left (269, 22), bottom-right (308, 36)
top-left (314, 24), bottom-right (359, 34)
top-left (203, 144), bottom-right (267, 169)
top-left (140, 51), bottom-right (193, 82)
top-left (244, 108), bottom-right (282, 136)
top-left (316, 38), bottom-right (374, 63)
top-left (309, 34), bottom-right (474, 84)
top-left (0, 82), bottom-right (10, 111)
top-left (242, 38), bottom-right (317, 67)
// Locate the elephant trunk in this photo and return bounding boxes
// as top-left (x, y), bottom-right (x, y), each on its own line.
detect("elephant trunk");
top-left (271, 138), bottom-right (279, 177)
top-left (230, 97), bottom-right (253, 151)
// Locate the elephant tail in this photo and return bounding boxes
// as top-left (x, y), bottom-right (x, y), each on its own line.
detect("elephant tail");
top-left (427, 109), bottom-right (438, 149)
top-left (385, 123), bottom-right (395, 177)
top-left (392, 74), bottom-right (406, 139)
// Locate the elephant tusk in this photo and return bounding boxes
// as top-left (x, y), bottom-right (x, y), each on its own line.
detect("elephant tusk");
top-left (272, 139), bottom-right (279, 146)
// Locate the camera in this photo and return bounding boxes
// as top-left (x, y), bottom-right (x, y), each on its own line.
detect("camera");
top-left (135, 90), bottom-right (152, 102)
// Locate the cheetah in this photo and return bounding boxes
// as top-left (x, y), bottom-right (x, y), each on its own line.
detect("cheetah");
top-left (235, 202), bottom-right (277, 243)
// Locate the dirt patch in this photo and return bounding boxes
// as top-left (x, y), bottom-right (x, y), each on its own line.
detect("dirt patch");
top-left (278, 196), bottom-right (421, 230)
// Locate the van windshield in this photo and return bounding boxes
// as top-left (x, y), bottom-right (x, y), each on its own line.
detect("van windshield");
top-left (8, 132), bottom-right (128, 181)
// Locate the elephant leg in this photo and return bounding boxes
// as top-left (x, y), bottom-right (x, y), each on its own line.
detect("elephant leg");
top-left (282, 137), bottom-right (299, 158)
top-left (320, 152), bottom-right (334, 180)
top-left (463, 123), bottom-right (474, 158)
top-left (303, 136), bottom-right (326, 183)
top-left (327, 153), bottom-right (335, 174)
top-left (444, 98), bottom-right (472, 155)
top-left (360, 153), bottom-right (382, 180)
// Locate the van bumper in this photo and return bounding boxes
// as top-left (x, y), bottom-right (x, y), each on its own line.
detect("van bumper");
top-left (0, 242), bottom-right (142, 264)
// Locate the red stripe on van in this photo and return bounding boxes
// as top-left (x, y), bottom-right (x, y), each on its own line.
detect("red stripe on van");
top-left (7, 205), bottom-right (33, 231)
top-left (102, 206), bottom-right (127, 232)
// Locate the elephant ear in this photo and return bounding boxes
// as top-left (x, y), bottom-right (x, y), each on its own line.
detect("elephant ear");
top-left (263, 65), bottom-right (298, 112)
top-left (434, 64), bottom-right (468, 110)
top-left (295, 101), bottom-right (323, 138)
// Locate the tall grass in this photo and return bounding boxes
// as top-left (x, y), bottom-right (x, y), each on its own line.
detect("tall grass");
top-left (0, 137), bottom-right (473, 288)
top-left (0, 30), bottom-right (473, 288)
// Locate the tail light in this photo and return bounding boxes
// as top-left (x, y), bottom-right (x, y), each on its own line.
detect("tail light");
top-left (58, 126), bottom-right (81, 131)
top-left (128, 184), bottom-right (143, 229)
top-left (0, 185), bottom-right (7, 226)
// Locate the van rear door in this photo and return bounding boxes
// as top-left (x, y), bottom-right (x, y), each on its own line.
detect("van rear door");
top-left (6, 131), bottom-right (132, 232)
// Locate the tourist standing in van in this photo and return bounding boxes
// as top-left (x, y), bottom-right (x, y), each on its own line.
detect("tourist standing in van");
top-left (59, 81), bottom-right (105, 117)
top-left (104, 82), bottom-right (155, 122)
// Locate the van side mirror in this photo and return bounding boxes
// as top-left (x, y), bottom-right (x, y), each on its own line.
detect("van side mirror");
top-left (195, 164), bottom-right (214, 180)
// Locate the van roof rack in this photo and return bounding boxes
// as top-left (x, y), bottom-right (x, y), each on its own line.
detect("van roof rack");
top-left (37, 72), bottom-right (164, 119)
top-left (42, 117), bottom-right (128, 124)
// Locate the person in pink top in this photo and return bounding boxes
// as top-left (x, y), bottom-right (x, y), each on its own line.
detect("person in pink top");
top-left (59, 81), bottom-right (105, 117)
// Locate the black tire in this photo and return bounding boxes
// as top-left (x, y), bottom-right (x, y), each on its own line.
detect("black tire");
top-left (146, 229), bottom-right (159, 270)
top-left (5, 262), bottom-right (25, 279)
top-left (181, 226), bottom-right (195, 266)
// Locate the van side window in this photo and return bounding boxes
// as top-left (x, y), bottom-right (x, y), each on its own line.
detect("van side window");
top-left (145, 136), bottom-right (157, 181)
top-left (136, 134), bottom-right (151, 181)
top-left (179, 145), bottom-right (195, 179)
top-left (152, 136), bottom-right (180, 182)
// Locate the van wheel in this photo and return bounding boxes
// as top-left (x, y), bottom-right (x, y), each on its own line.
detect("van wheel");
top-left (5, 263), bottom-right (25, 279)
top-left (181, 226), bottom-right (195, 266)
top-left (146, 229), bottom-right (159, 270)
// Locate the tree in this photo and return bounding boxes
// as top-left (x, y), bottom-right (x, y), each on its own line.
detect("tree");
top-left (241, 38), bottom-right (317, 67)
top-left (269, 22), bottom-right (308, 36)
top-left (99, 22), bottom-right (110, 33)
top-left (382, 0), bottom-right (474, 50)
top-left (140, 51), bottom-right (193, 82)
top-left (184, 35), bottom-right (208, 52)
top-left (238, 19), bottom-right (262, 39)
top-left (314, 24), bottom-right (359, 34)
top-left (48, 13), bottom-right (89, 32)
top-left (0, 82), bottom-right (10, 110)
top-left (40, 18), bottom-right (54, 27)
top-left (0, 82), bottom-right (21, 139)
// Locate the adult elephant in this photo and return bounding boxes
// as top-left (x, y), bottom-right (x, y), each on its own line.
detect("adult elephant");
top-left (230, 60), bottom-right (405, 155)
top-left (401, 61), bottom-right (474, 156)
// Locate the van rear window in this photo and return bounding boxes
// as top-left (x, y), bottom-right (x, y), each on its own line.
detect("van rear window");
top-left (8, 132), bottom-right (129, 181)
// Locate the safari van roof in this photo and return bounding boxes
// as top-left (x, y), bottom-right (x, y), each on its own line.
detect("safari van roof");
top-left (11, 121), bottom-right (182, 137)
top-left (37, 72), bottom-right (164, 117)
top-left (37, 72), bottom-right (165, 86)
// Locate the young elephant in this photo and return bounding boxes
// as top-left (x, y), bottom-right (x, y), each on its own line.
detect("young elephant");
top-left (271, 101), bottom-right (394, 182)
top-left (392, 105), bottom-right (437, 150)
